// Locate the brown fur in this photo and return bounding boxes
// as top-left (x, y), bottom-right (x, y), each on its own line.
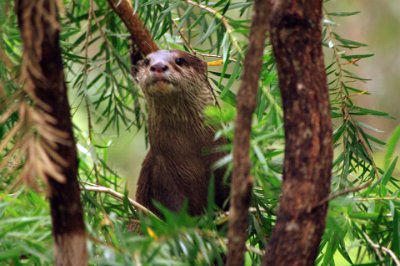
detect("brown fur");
top-left (135, 50), bottom-right (229, 216)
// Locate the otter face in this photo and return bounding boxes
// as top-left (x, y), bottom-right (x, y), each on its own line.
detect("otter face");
top-left (136, 50), bottom-right (208, 97)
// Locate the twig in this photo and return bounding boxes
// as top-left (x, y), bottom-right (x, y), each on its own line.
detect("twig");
top-left (354, 122), bottom-right (380, 180)
top-left (215, 207), bottom-right (268, 226)
top-left (363, 232), bottom-right (400, 266)
top-left (173, 6), bottom-right (237, 62)
top-left (311, 124), bottom-right (383, 210)
top-left (90, 3), bottom-right (114, 53)
top-left (82, 0), bottom-right (101, 184)
top-left (171, 20), bottom-right (196, 54)
top-left (309, 11), bottom-right (383, 208)
top-left (197, 52), bottom-right (237, 62)
top-left (319, 182), bottom-right (372, 205)
top-left (82, 182), bottom-right (160, 220)
top-left (353, 196), bottom-right (400, 202)
top-left (324, 9), bottom-right (353, 191)
top-left (185, 0), bottom-right (243, 56)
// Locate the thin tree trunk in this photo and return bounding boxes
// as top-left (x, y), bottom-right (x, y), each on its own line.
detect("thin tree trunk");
top-left (263, 1), bottom-right (332, 265)
top-left (226, 1), bottom-right (269, 265)
top-left (15, 1), bottom-right (87, 265)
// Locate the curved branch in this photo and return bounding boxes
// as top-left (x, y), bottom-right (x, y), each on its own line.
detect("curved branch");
top-left (106, 0), bottom-right (158, 55)
top-left (82, 183), bottom-right (160, 220)
top-left (363, 232), bottom-right (400, 266)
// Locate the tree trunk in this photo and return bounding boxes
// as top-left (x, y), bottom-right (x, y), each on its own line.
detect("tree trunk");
top-left (226, 1), bottom-right (269, 266)
top-left (15, 1), bottom-right (87, 265)
top-left (263, 1), bottom-right (333, 265)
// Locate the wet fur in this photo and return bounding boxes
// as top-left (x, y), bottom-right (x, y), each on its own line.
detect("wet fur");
top-left (136, 50), bottom-right (229, 216)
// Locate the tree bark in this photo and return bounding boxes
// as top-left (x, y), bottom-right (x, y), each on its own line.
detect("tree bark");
top-left (106, 0), bottom-right (159, 56)
top-left (226, 1), bottom-right (269, 266)
top-left (15, 1), bottom-right (87, 265)
top-left (263, 1), bottom-right (332, 266)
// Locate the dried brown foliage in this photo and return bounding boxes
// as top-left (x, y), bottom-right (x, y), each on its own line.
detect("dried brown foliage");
top-left (1, 1), bottom-right (69, 190)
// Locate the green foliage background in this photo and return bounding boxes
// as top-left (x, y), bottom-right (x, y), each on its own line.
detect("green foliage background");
top-left (0, 0), bottom-right (399, 265)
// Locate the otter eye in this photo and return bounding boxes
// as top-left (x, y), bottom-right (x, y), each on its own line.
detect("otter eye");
top-left (143, 58), bottom-right (150, 66)
top-left (175, 57), bottom-right (186, 66)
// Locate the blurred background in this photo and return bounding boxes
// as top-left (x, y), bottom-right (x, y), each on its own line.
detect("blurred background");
top-left (72, 0), bottom-right (400, 195)
top-left (328, 0), bottom-right (400, 135)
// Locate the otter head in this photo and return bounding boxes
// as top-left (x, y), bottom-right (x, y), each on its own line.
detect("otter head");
top-left (136, 50), bottom-right (209, 98)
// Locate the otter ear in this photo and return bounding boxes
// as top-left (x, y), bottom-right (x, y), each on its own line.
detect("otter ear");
top-left (132, 63), bottom-right (141, 82)
top-left (131, 49), bottom-right (145, 79)
top-left (194, 58), bottom-right (207, 73)
top-left (133, 58), bottom-right (149, 82)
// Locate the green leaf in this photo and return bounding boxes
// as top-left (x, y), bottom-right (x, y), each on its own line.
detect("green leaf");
top-left (328, 11), bottom-right (361, 17)
top-left (380, 157), bottom-right (398, 189)
top-left (349, 106), bottom-right (390, 117)
top-left (384, 126), bottom-right (400, 170)
top-left (341, 53), bottom-right (374, 61)
top-left (333, 33), bottom-right (367, 48)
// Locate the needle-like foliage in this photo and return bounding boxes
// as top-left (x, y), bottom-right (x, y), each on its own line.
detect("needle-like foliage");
top-left (0, 0), bottom-right (398, 265)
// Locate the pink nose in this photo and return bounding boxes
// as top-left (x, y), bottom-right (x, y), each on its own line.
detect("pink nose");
top-left (150, 62), bottom-right (168, 73)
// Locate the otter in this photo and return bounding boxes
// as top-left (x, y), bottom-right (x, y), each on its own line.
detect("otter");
top-left (135, 50), bottom-right (229, 217)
